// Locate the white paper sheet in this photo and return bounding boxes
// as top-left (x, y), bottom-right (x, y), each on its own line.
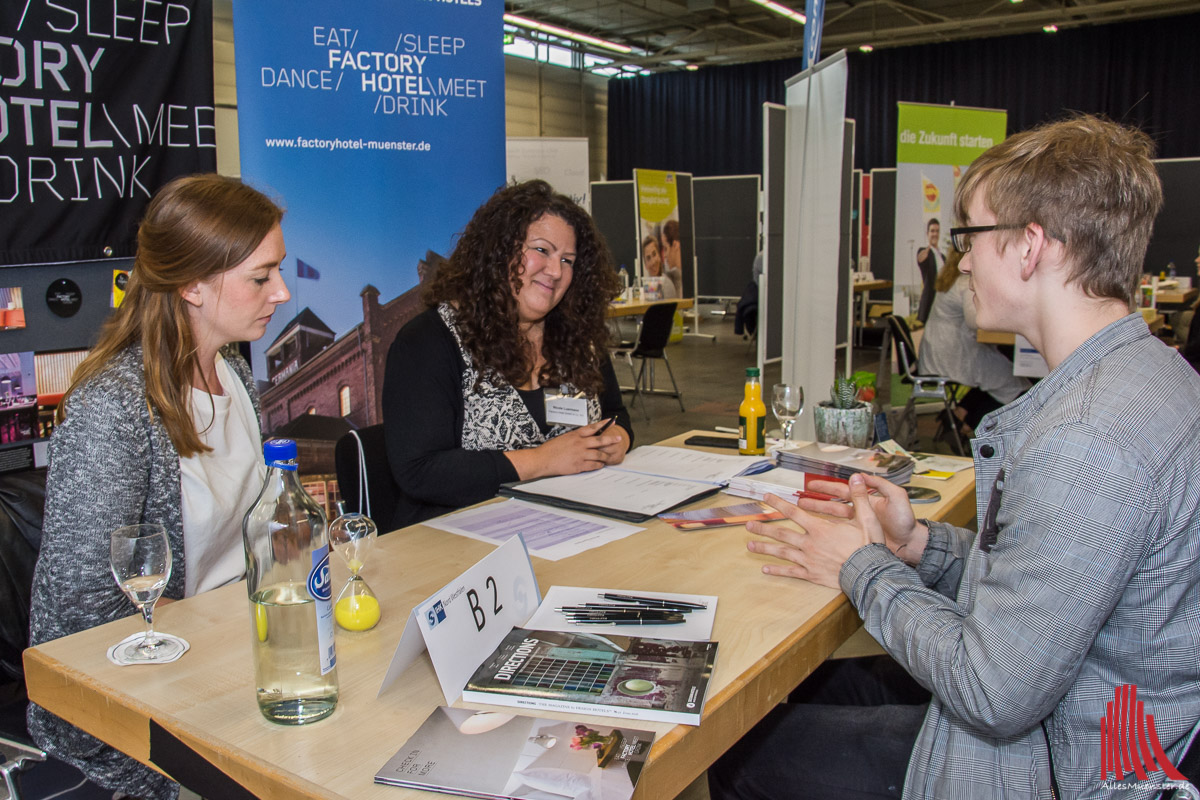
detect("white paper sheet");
top-left (510, 469), bottom-right (715, 517)
top-left (522, 585), bottom-right (718, 642)
top-left (1013, 334), bottom-right (1050, 378)
top-left (618, 445), bottom-right (771, 484)
top-left (424, 500), bottom-right (644, 561)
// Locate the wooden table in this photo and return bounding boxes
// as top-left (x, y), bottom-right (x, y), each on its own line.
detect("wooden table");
top-left (1155, 286), bottom-right (1198, 307)
top-left (979, 313), bottom-right (1166, 345)
top-left (607, 297), bottom-right (695, 319)
top-left (24, 433), bottom-right (975, 800)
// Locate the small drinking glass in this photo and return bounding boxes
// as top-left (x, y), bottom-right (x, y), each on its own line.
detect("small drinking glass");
top-left (109, 523), bottom-right (183, 663)
top-left (772, 384), bottom-right (804, 442)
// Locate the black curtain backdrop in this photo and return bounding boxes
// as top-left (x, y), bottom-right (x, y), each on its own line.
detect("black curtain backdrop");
top-left (607, 12), bottom-right (1200, 179)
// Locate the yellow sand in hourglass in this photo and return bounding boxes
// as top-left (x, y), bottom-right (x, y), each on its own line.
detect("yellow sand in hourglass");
top-left (329, 512), bottom-right (380, 631)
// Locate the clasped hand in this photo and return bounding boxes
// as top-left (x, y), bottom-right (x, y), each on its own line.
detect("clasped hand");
top-left (746, 472), bottom-right (928, 589)
top-left (515, 419), bottom-right (628, 480)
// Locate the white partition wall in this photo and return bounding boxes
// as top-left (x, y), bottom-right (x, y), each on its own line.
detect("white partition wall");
top-left (760, 103), bottom-right (787, 369)
top-left (507, 137), bottom-right (592, 210)
top-left (782, 52), bottom-right (849, 441)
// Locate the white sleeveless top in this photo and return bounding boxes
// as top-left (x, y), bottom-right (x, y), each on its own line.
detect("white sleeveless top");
top-left (179, 355), bottom-right (265, 597)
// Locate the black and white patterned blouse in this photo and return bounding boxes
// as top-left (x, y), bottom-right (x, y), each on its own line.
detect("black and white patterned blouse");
top-left (438, 303), bottom-right (601, 451)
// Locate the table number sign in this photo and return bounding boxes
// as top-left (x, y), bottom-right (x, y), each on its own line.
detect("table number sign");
top-left (377, 535), bottom-right (540, 702)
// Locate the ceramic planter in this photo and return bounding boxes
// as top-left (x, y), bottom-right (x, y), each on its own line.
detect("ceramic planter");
top-left (812, 401), bottom-right (873, 449)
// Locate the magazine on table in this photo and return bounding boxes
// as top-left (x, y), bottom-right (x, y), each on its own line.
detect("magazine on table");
top-left (375, 706), bottom-right (655, 800)
top-left (775, 441), bottom-right (914, 484)
top-left (462, 627), bottom-right (718, 725)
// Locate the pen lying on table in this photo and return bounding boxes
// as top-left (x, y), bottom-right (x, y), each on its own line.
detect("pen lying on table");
top-left (560, 610), bottom-right (686, 620)
top-left (571, 618), bottom-right (685, 626)
top-left (600, 593), bottom-right (707, 609)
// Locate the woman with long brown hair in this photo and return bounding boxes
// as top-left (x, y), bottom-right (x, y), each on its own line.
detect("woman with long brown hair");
top-left (383, 180), bottom-right (632, 527)
top-left (28, 174), bottom-right (291, 799)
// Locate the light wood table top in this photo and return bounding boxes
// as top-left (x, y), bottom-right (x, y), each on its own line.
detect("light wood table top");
top-left (979, 313), bottom-right (1165, 345)
top-left (852, 279), bottom-right (893, 293)
top-left (1155, 287), bottom-right (1198, 306)
top-left (24, 432), bottom-right (975, 800)
top-left (607, 297), bottom-right (695, 318)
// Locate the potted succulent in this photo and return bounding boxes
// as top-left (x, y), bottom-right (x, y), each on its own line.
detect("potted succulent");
top-left (812, 375), bottom-right (874, 448)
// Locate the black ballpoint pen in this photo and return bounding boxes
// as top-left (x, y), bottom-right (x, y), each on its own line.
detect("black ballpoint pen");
top-left (559, 604), bottom-right (691, 612)
top-left (601, 593), bottom-right (707, 609)
top-left (571, 618), bottom-right (685, 626)
top-left (561, 618), bottom-right (686, 623)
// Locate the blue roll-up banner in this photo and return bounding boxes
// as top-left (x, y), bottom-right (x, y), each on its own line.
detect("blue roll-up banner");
top-left (232, 0), bottom-right (505, 393)
top-left (803, 0), bottom-right (824, 69)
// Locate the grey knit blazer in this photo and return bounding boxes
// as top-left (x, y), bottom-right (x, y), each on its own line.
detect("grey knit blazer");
top-left (27, 342), bottom-right (260, 800)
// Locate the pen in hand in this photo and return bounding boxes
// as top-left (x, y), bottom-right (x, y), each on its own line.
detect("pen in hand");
top-left (592, 417), bottom-right (616, 437)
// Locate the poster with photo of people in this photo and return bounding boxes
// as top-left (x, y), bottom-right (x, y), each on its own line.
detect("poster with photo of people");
top-left (634, 169), bottom-right (684, 300)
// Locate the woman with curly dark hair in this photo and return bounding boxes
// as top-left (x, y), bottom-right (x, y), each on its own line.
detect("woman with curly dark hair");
top-left (382, 180), bottom-right (633, 527)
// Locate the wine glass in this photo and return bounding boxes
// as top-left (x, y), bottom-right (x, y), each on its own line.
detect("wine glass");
top-left (772, 384), bottom-right (804, 442)
top-left (109, 523), bottom-right (183, 663)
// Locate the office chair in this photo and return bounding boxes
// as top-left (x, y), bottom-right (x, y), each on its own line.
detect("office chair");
top-left (611, 301), bottom-right (685, 420)
top-left (885, 314), bottom-right (967, 456)
top-left (334, 425), bottom-right (400, 533)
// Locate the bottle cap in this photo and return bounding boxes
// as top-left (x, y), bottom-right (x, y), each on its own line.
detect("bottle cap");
top-left (263, 438), bottom-right (298, 470)
top-left (745, 367), bottom-right (760, 377)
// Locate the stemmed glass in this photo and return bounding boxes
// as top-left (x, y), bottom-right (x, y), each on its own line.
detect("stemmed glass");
top-left (772, 384), bottom-right (804, 442)
top-left (109, 523), bottom-right (183, 663)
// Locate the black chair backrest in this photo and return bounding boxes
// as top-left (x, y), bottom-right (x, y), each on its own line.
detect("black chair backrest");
top-left (632, 301), bottom-right (679, 358)
top-left (0, 468), bottom-right (46, 681)
top-left (334, 424), bottom-right (400, 531)
top-left (886, 314), bottom-right (921, 380)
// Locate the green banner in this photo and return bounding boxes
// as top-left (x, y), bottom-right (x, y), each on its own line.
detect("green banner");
top-left (634, 168), bottom-right (679, 223)
top-left (896, 103), bottom-right (1007, 166)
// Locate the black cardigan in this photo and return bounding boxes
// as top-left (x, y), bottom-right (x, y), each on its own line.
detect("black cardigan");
top-left (382, 307), bottom-right (633, 528)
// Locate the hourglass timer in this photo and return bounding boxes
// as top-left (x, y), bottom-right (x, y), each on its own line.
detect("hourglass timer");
top-left (329, 507), bottom-right (380, 631)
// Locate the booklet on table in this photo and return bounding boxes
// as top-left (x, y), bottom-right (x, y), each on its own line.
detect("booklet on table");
top-left (376, 705), bottom-right (655, 800)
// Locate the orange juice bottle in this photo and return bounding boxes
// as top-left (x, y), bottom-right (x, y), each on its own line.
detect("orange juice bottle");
top-left (738, 367), bottom-right (766, 456)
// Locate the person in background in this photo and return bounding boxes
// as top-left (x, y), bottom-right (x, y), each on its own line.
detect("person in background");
top-left (918, 248), bottom-right (1030, 432)
top-left (661, 218), bottom-right (685, 297)
top-left (711, 115), bottom-right (1200, 799)
top-left (641, 235), bottom-right (679, 299)
top-left (914, 217), bottom-right (944, 323)
top-left (1183, 298), bottom-right (1200, 374)
top-left (383, 180), bottom-right (632, 528)
top-left (28, 175), bottom-right (291, 800)
top-left (734, 252), bottom-right (762, 338)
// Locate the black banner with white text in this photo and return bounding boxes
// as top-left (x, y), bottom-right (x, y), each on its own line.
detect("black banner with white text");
top-left (0, 0), bottom-right (216, 266)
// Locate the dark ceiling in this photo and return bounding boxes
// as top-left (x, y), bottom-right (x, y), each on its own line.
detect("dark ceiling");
top-left (506, 0), bottom-right (1200, 71)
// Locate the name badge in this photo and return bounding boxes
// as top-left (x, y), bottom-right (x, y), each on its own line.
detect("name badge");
top-left (544, 385), bottom-right (588, 427)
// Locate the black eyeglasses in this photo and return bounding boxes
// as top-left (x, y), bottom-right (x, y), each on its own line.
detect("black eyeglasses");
top-left (949, 224), bottom-right (1026, 253)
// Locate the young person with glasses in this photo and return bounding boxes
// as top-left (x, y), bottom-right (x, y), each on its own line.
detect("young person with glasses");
top-left (710, 115), bottom-right (1200, 800)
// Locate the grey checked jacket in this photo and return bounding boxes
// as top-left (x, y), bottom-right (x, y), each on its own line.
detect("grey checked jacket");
top-left (27, 343), bottom-right (259, 800)
top-left (844, 314), bottom-right (1200, 799)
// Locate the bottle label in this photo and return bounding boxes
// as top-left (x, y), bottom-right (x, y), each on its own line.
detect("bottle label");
top-left (738, 414), bottom-right (765, 455)
top-left (308, 545), bottom-right (337, 675)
